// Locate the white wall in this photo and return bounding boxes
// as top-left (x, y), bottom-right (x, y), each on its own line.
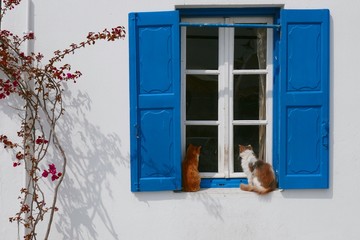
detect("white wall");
top-left (1, 0), bottom-right (359, 239)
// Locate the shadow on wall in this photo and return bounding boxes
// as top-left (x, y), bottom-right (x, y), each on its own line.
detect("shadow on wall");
top-left (187, 190), bottom-right (224, 221)
top-left (0, 84), bottom-right (129, 239)
top-left (52, 85), bottom-right (129, 240)
top-left (134, 189), bottom-right (225, 221)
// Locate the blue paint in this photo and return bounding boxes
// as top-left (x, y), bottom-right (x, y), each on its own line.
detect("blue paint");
top-left (129, 8), bottom-right (330, 191)
top-left (180, 22), bottom-right (280, 29)
top-left (276, 9), bottom-right (330, 189)
top-left (129, 11), bottom-right (181, 192)
top-left (201, 178), bottom-right (248, 188)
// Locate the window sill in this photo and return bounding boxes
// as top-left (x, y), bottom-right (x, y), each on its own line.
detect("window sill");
top-left (178, 187), bottom-right (284, 197)
top-left (200, 178), bottom-right (248, 188)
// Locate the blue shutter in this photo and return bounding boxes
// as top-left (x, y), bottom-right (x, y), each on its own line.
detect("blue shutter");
top-left (277, 9), bottom-right (330, 189)
top-left (129, 11), bottom-right (181, 192)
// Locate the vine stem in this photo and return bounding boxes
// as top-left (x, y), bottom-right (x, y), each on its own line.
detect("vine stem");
top-left (43, 131), bottom-right (66, 240)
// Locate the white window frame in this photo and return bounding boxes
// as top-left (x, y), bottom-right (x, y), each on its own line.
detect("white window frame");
top-left (181, 16), bottom-right (273, 179)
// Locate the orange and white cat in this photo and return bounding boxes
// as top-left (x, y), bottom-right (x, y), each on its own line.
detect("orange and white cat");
top-left (239, 145), bottom-right (277, 195)
top-left (182, 144), bottom-right (201, 192)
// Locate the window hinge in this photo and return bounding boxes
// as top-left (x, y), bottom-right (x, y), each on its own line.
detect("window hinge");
top-left (135, 124), bottom-right (140, 139)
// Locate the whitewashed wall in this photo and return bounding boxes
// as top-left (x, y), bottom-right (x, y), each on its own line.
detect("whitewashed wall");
top-left (1, 0), bottom-right (359, 239)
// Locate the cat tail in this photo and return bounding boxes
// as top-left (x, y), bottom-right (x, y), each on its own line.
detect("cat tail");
top-left (240, 183), bottom-right (275, 195)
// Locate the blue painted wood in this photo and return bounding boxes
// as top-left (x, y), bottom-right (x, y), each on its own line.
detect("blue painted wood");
top-left (277, 9), bottom-right (330, 189)
top-left (179, 22), bottom-right (280, 29)
top-left (129, 11), bottom-right (181, 192)
top-left (201, 178), bottom-right (248, 188)
top-left (179, 8), bottom-right (280, 17)
top-left (129, 8), bottom-right (330, 191)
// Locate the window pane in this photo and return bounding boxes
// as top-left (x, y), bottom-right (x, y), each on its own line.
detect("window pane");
top-left (233, 75), bottom-right (266, 120)
top-left (234, 28), bottom-right (267, 69)
top-left (233, 125), bottom-right (266, 172)
top-left (186, 27), bottom-right (218, 70)
top-left (186, 75), bottom-right (218, 120)
top-left (186, 126), bottom-right (218, 173)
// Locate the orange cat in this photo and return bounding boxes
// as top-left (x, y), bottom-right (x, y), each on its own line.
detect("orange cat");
top-left (182, 144), bottom-right (201, 192)
top-left (239, 145), bottom-right (277, 195)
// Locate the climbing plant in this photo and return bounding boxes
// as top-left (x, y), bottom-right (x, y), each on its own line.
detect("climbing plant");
top-left (0, 0), bottom-right (125, 239)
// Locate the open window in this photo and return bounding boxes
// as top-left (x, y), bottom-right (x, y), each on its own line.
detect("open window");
top-left (182, 16), bottom-right (273, 186)
top-left (129, 8), bottom-right (330, 192)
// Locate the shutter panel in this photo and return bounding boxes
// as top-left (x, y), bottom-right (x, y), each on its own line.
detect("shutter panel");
top-left (277, 9), bottom-right (330, 189)
top-left (129, 11), bottom-right (181, 191)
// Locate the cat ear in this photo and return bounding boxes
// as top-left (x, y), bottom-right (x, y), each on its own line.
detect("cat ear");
top-left (187, 144), bottom-right (193, 151)
top-left (239, 145), bottom-right (244, 152)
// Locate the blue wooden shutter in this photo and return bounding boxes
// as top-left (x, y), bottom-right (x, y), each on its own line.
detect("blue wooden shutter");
top-left (129, 11), bottom-right (181, 192)
top-left (277, 9), bottom-right (330, 189)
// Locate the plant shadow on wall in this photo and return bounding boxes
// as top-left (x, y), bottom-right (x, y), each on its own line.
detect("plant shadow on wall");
top-left (189, 190), bottom-right (224, 221)
top-left (135, 189), bottom-right (224, 221)
top-left (0, 85), bottom-right (130, 240)
top-left (53, 86), bottom-right (129, 240)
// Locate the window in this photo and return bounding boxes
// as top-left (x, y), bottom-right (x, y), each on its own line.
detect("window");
top-left (129, 8), bottom-right (330, 192)
top-left (182, 16), bottom-right (273, 183)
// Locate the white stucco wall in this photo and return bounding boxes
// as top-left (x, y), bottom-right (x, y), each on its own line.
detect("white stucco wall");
top-left (1, 0), bottom-right (359, 239)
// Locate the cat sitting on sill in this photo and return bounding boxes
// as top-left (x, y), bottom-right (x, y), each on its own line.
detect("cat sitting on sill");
top-left (182, 144), bottom-right (201, 192)
top-left (239, 144), bottom-right (277, 195)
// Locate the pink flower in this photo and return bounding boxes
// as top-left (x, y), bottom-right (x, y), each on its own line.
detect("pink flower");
top-left (35, 136), bottom-right (49, 145)
top-left (27, 32), bottom-right (34, 39)
top-left (42, 163), bottom-right (62, 181)
top-left (51, 174), bottom-right (59, 181)
top-left (48, 164), bottom-right (56, 174)
top-left (16, 152), bottom-right (23, 160)
top-left (13, 162), bottom-right (20, 167)
top-left (42, 170), bottom-right (49, 177)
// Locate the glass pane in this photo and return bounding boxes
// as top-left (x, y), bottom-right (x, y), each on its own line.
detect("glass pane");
top-left (234, 28), bottom-right (267, 69)
top-left (186, 126), bottom-right (218, 173)
top-left (233, 125), bottom-right (266, 172)
top-left (186, 75), bottom-right (218, 120)
top-left (233, 74), bottom-right (266, 120)
top-left (186, 27), bottom-right (218, 70)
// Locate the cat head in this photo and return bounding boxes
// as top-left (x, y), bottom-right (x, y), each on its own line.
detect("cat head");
top-left (239, 144), bottom-right (253, 155)
top-left (187, 144), bottom-right (202, 156)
